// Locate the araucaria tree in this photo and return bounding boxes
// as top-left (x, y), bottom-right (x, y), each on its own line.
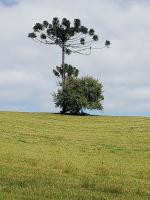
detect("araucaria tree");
top-left (28, 17), bottom-right (110, 114)
top-left (28, 17), bottom-right (110, 82)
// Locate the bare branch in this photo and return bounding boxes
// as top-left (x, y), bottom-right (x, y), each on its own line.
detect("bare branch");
top-left (68, 34), bottom-right (92, 43)
top-left (74, 45), bottom-right (106, 52)
top-left (71, 45), bottom-right (106, 55)
top-left (31, 38), bottom-right (55, 45)
top-left (66, 40), bottom-right (93, 48)
top-left (71, 48), bottom-right (92, 55)
top-left (91, 46), bottom-right (106, 50)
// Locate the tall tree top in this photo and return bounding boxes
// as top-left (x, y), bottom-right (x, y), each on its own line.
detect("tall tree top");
top-left (28, 17), bottom-right (110, 55)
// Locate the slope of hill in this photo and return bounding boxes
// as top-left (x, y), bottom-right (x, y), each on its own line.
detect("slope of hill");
top-left (0, 112), bottom-right (150, 200)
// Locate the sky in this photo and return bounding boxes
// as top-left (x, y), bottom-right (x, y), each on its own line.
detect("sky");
top-left (0, 0), bottom-right (150, 116)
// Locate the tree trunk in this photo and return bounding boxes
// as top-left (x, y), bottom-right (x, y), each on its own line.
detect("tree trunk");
top-left (61, 44), bottom-right (66, 114)
top-left (62, 45), bottom-right (65, 82)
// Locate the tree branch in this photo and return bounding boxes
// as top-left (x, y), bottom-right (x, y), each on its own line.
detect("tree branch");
top-left (67, 33), bottom-right (84, 42)
top-left (71, 49), bottom-right (92, 55)
top-left (32, 38), bottom-right (55, 45)
top-left (66, 40), bottom-right (93, 48)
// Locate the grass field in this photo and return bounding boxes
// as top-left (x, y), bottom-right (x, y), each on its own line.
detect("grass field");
top-left (0, 112), bottom-right (150, 200)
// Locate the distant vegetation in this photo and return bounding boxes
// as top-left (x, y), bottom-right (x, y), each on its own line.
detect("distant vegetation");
top-left (0, 112), bottom-right (150, 200)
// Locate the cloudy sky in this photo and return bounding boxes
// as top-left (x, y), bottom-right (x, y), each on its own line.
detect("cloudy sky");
top-left (0, 0), bottom-right (150, 116)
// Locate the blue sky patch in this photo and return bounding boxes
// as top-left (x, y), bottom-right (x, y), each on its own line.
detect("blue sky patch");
top-left (0, 0), bottom-right (18, 6)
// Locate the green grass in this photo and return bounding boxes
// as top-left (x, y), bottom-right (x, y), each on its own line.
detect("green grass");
top-left (0, 112), bottom-right (150, 200)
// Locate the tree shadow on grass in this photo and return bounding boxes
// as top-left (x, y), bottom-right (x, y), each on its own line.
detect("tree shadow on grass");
top-left (53, 112), bottom-right (98, 116)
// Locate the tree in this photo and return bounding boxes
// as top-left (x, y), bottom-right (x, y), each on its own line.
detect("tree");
top-left (53, 64), bottom-right (79, 80)
top-left (28, 17), bottom-right (110, 83)
top-left (28, 17), bottom-right (110, 114)
top-left (53, 76), bottom-right (104, 114)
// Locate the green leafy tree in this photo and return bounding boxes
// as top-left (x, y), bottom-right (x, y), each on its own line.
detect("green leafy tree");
top-left (28, 17), bottom-right (110, 82)
top-left (54, 76), bottom-right (104, 114)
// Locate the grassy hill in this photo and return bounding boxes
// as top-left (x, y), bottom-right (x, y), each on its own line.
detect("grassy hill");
top-left (0, 112), bottom-right (150, 200)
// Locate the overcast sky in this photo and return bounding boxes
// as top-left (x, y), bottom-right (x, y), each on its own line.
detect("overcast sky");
top-left (0, 0), bottom-right (150, 116)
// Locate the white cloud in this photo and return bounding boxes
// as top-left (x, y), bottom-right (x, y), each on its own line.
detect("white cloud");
top-left (0, 0), bottom-right (150, 115)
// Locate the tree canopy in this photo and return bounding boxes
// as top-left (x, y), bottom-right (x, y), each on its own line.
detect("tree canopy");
top-left (28, 17), bottom-right (106, 55)
top-left (54, 76), bottom-right (104, 114)
top-left (28, 17), bottom-right (110, 82)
